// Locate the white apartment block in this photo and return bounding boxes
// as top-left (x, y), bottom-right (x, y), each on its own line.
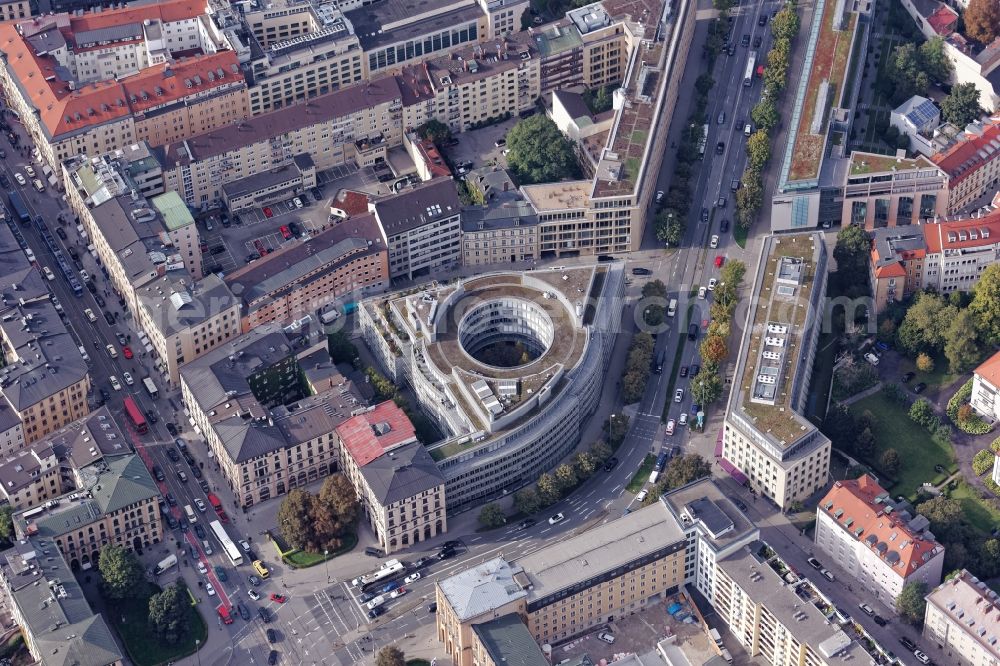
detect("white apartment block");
top-left (721, 233), bottom-right (831, 509)
top-left (815, 476), bottom-right (945, 606)
top-left (972, 351), bottom-right (1000, 424)
top-left (924, 570), bottom-right (1000, 666)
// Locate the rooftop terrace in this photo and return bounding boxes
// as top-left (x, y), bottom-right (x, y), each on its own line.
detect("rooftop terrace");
top-left (848, 151), bottom-right (936, 176)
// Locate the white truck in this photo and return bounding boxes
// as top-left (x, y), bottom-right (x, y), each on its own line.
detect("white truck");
top-left (154, 554), bottom-right (178, 574)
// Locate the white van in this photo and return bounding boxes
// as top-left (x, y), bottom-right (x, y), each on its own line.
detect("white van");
top-left (667, 298), bottom-right (677, 318)
top-left (183, 504), bottom-right (197, 524)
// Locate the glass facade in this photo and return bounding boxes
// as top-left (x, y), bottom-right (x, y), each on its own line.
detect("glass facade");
top-left (368, 23), bottom-right (479, 72)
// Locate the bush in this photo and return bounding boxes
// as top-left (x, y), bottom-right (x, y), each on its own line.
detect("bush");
top-left (992, 435), bottom-right (1000, 454)
top-left (909, 398), bottom-right (939, 430)
top-left (947, 379), bottom-right (974, 420)
top-left (974, 449), bottom-right (996, 476)
top-left (946, 379), bottom-right (992, 434)
top-left (881, 383), bottom-right (907, 404)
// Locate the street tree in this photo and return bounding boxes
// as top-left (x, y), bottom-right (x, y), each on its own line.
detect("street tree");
top-left (513, 487), bottom-right (541, 515)
top-left (770, 5), bottom-right (800, 41)
top-left (375, 646), bottom-right (406, 666)
top-left (690, 370), bottom-right (723, 405)
top-left (606, 414), bottom-right (630, 449)
top-left (944, 309), bottom-right (982, 373)
top-left (98, 544), bottom-right (144, 600)
top-left (148, 582), bottom-right (189, 644)
top-left (880, 448), bottom-right (901, 476)
top-left (573, 451), bottom-right (597, 479)
top-left (642, 279), bottom-right (668, 300)
top-left (965, 0), bottom-right (1000, 45)
top-left (940, 83), bottom-right (983, 127)
top-left (736, 172), bottom-right (763, 227)
top-left (700, 335), bottom-right (729, 368)
top-left (506, 115), bottom-right (582, 185)
top-left (751, 96), bottom-right (779, 133)
top-left (970, 264), bottom-right (1000, 344)
top-left (590, 440), bottom-right (613, 464)
top-left (478, 503), bottom-right (506, 529)
top-left (896, 582), bottom-right (928, 626)
top-left (554, 463), bottom-right (578, 493)
top-left (655, 209), bottom-right (684, 246)
top-left (663, 454), bottom-right (712, 490)
top-left (746, 130), bottom-right (771, 172)
top-left (277, 489), bottom-right (317, 551)
top-left (536, 473), bottom-right (561, 506)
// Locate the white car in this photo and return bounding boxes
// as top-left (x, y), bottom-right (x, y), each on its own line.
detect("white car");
top-left (84, 308), bottom-right (97, 323)
top-left (858, 603), bottom-right (874, 617)
top-left (293, 197), bottom-right (303, 208)
top-left (24, 165), bottom-right (34, 177)
top-left (635, 489), bottom-right (648, 502)
top-left (390, 587), bottom-right (407, 599)
top-left (864, 352), bottom-right (879, 366)
top-left (206, 583), bottom-right (216, 596)
top-left (710, 234), bottom-right (719, 248)
top-left (548, 513), bottom-right (565, 525)
top-left (24, 248), bottom-right (34, 263)
top-left (707, 278), bottom-right (718, 291)
top-left (366, 595), bottom-right (386, 610)
top-left (674, 388), bottom-right (684, 403)
top-left (197, 561), bottom-right (208, 575)
top-left (404, 572), bottom-right (421, 584)
top-left (106, 344), bottom-right (117, 358)
top-left (665, 419), bottom-right (675, 436)
top-left (913, 650), bottom-right (930, 665)
top-left (678, 412), bottom-right (688, 426)
top-left (194, 498), bottom-right (207, 512)
top-left (239, 540), bottom-right (251, 552)
top-left (248, 589), bottom-right (261, 601)
top-left (109, 375), bottom-right (122, 391)
top-left (13, 173), bottom-right (24, 185)
top-left (598, 632), bottom-right (616, 644)
top-left (42, 266), bottom-right (54, 281)
top-left (820, 569), bottom-right (835, 582)
top-left (698, 286), bottom-right (707, 299)
top-left (122, 372), bottom-right (134, 386)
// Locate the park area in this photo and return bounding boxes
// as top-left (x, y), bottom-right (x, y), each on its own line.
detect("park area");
top-left (107, 582), bottom-right (207, 666)
top-left (848, 392), bottom-right (955, 498)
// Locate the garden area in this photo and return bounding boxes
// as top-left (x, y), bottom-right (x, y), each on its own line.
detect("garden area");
top-left (108, 581), bottom-right (207, 666)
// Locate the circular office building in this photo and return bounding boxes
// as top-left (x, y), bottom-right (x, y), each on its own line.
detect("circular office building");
top-left (359, 266), bottom-right (625, 512)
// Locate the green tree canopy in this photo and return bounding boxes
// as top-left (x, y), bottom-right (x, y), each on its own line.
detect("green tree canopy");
top-left (944, 308), bottom-right (982, 373)
top-left (573, 451), bottom-right (597, 479)
top-left (98, 544), bottom-right (143, 600)
top-left (478, 503), bottom-right (506, 529)
top-left (149, 582), bottom-right (189, 645)
top-left (898, 292), bottom-right (955, 354)
top-left (536, 472), bottom-right (561, 506)
top-left (0, 504), bottom-right (13, 541)
top-left (919, 37), bottom-right (953, 84)
top-left (915, 496), bottom-right (965, 542)
top-left (751, 96), bottom-right (779, 133)
top-left (663, 454), bottom-right (711, 490)
top-left (506, 115), bottom-right (582, 185)
top-left (513, 487), bottom-right (541, 515)
top-left (554, 463), bottom-right (578, 492)
top-left (970, 264), bottom-right (1000, 344)
top-left (375, 646), bottom-right (406, 666)
top-left (308, 474), bottom-right (357, 552)
top-left (746, 130), bottom-right (771, 172)
top-left (417, 119), bottom-right (452, 145)
top-left (965, 0), bottom-right (1000, 45)
top-left (691, 369), bottom-right (723, 405)
top-left (642, 279), bottom-right (668, 300)
top-left (327, 330), bottom-right (358, 364)
top-left (277, 488), bottom-right (317, 551)
top-left (896, 582), bottom-right (928, 626)
top-left (654, 208), bottom-right (684, 246)
top-left (940, 82), bottom-right (983, 127)
top-left (770, 4), bottom-right (800, 41)
top-left (880, 448), bottom-right (901, 476)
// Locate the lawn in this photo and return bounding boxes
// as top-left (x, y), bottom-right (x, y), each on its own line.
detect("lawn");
top-left (895, 353), bottom-right (960, 389)
top-left (107, 583), bottom-right (207, 666)
top-left (284, 532), bottom-right (358, 568)
top-left (733, 221), bottom-right (748, 249)
top-left (627, 454), bottom-right (655, 493)
top-left (848, 392), bottom-right (955, 498)
top-left (950, 480), bottom-right (1000, 534)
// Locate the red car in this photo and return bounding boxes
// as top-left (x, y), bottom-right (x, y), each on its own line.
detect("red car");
top-left (253, 239), bottom-right (269, 257)
top-left (714, 255), bottom-right (725, 268)
top-left (279, 225), bottom-right (291, 240)
top-left (122, 346), bottom-right (133, 359)
top-left (217, 510), bottom-right (230, 524)
top-left (270, 593), bottom-right (287, 604)
top-left (263, 207), bottom-right (273, 218)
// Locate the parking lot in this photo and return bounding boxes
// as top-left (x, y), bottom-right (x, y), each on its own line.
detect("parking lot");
top-left (439, 116), bottom-right (520, 176)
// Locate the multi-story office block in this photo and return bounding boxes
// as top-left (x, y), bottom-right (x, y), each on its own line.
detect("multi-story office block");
top-left (841, 151), bottom-right (950, 229)
top-left (924, 570), bottom-right (1000, 666)
top-left (722, 233), bottom-right (831, 509)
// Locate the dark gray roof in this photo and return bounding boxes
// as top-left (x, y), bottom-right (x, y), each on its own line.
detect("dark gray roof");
top-left (462, 198), bottom-right (539, 231)
top-left (89, 454), bottom-right (159, 514)
top-left (49, 407), bottom-right (130, 469)
top-left (373, 178), bottom-right (462, 236)
top-left (26, 28), bottom-right (67, 54)
top-left (3, 538), bottom-right (123, 666)
top-left (347, 0), bottom-right (483, 50)
top-left (136, 272), bottom-right (238, 338)
top-left (553, 89), bottom-right (592, 122)
top-left (472, 614), bottom-right (549, 666)
top-left (871, 227), bottom-right (925, 271)
top-left (74, 23), bottom-right (144, 47)
top-left (0, 444), bottom-right (57, 495)
top-left (358, 440), bottom-right (444, 505)
top-left (214, 416), bottom-right (288, 463)
top-left (221, 160), bottom-right (308, 200)
top-left (683, 497), bottom-right (733, 537)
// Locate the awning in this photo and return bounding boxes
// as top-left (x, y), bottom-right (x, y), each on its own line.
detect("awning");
top-left (714, 429), bottom-right (723, 457)
top-left (719, 458), bottom-right (748, 485)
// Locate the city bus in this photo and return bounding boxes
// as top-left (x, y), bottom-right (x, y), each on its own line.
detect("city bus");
top-left (744, 51), bottom-right (757, 87)
top-left (142, 376), bottom-right (158, 399)
top-left (210, 520), bottom-right (243, 566)
top-left (122, 397), bottom-right (148, 435)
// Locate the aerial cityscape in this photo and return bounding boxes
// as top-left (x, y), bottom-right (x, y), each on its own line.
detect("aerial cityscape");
top-left (0, 0), bottom-right (998, 663)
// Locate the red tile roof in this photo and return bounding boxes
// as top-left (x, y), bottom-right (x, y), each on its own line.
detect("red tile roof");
top-left (872, 260), bottom-right (906, 279)
top-left (932, 120), bottom-right (1000, 184)
top-left (416, 139), bottom-right (451, 179)
top-left (819, 476), bottom-right (942, 580)
top-left (0, 20), bottom-right (242, 140)
top-left (331, 190), bottom-right (372, 218)
top-left (336, 401), bottom-right (417, 467)
top-left (975, 350), bottom-right (1000, 389)
top-left (926, 5), bottom-right (958, 36)
top-left (67, 0), bottom-right (206, 34)
top-left (922, 211), bottom-right (1000, 253)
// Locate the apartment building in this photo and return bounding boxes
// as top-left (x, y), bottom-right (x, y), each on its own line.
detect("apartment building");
top-left (0, 0), bottom-right (27, 20)
top-left (436, 500), bottom-right (688, 664)
top-left (225, 213), bottom-right (389, 333)
top-left (160, 78), bottom-right (403, 208)
top-left (714, 546), bottom-right (866, 665)
top-left (923, 570), bottom-right (1000, 666)
top-left (462, 189), bottom-right (539, 265)
top-left (841, 151), bottom-right (949, 229)
top-left (932, 119), bottom-right (1000, 211)
top-left (869, 212), bottom-right (1000, 312)
top-left (397, 33), bottom-right (540, 134)
top-left (469, 614), bottom-right (549, 666)
top-left (336, 401), bottom-right (446, 554)
top-left (372, 178), bottom-right (463, 279)
top-left (179, 327), bottom-right (366, 508)
top-left (0, 230), bottom-right (90, 445)
top-left (0, 1), bottom-right (248, 174)
top-left (722, 233), bottom-right (831, 509)
top-left (0, 444), bottom-right (61, 510)
top-left (14, 454), bottom-right (162, 568)
top-left (971, 351), bottom-right (1000, 423)
top-left (221, 155), bottom-right (317, 212)
top-left (0, 539), bottom-right (123, 666)
top-left (815, 475), bottom-right (945, 605)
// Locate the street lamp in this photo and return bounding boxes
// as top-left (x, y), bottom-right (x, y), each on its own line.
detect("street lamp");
top-left (195, 638), bottom-right (202, 666)
top-left (324, 549), bottom-right (330, 583)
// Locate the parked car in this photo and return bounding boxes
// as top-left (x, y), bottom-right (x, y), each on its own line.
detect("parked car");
top-left (820, 569), bottom-right (835, 582)
top-left (598, 632), bottom-right (616, 644)
top-left (899, 637), bottom-right (917, 651)
top-left (635, 489), bottom-right (648, 502)
top-left (248, 589), bottom-right (261, 601)
top-left (630, 267), bottom-right (652, 276)
top-left (270, 594), bottom-right (287, 603)
top-left (913, 382), bottom-right (927, 393)
top-left (901, 371), bottom-right (914, 383)
top-left (873, 615), bottom-right (888, 626)
top-left (858, 603), bottom-right (875, 617)
top-left (807, 557), bottom-right (822, 570)
top-left (603, 457), bottom-right (619, 472)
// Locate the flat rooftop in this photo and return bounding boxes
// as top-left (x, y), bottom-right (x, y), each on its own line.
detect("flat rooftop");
top-left (513, 499), bottom-right (686, 605)
top-left (347, 0), bottom-right (483, 51)
top-left (660, 477), bottom-right (758, 548)
top-left (731, 233), bottom-right (825, 452)
top-left (848, 151), bottom-right (937, 177)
